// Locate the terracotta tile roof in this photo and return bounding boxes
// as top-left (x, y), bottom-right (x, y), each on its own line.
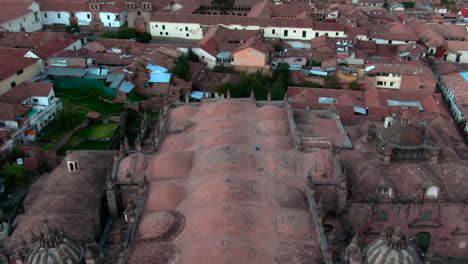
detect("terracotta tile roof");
top-left (366, 62), bottom-right (435, 81)
top-left (314, 22), bottom-right (345, 31)
top-left (429, 24), bottom-right (467, 40)
top-left (0, 103), bottom-right (31, 121)
top-left (447, 40), bottom-right (468, 52)
top-left (150, 12), bottom-right (316, 28)
top-left (233, 37), bottom-right (272, 54)
top-left (36, 0), bottom-right (87, 12)
top-left (408, 19), bottom-right (446, 47)
top-left (199, 25), bottom-right (260, 56)
top-left (0, 32), bottom-right (80, 59)
top-left (433, 61), bottom-right (460, 76)
top-left (0, 82), bottom-right (52, 104)
top-left (0, 0), bottom-right (34, 24)
top-left (367, 22), bottom-right (418, 41)
top-left (441, 73), bottom-right (468, 106)
top-left (0, 48), bottom-right (39, 80)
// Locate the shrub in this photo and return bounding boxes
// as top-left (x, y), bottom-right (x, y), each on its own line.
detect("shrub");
top-left (65, 23), bottom-right (80, 34)
top-left (350, 80), bottom-right (361, 91)
top-left (1, 163), bottom-right (26, 188)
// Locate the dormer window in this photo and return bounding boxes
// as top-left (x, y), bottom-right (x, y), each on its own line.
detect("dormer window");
top-left (67, 160), bottom-right (79, 172)
top-left (377, 183), bottom-right (393, 199)
top-left (425, 186), bottom-right (439, 199)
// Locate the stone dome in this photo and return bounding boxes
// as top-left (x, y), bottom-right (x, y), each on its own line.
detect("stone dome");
top-left (378, 121), bottom-right (425, 147)
top-left (25, 232), bottom-right (84, 264)
top-left (363, 228), bottom-right (422, 264)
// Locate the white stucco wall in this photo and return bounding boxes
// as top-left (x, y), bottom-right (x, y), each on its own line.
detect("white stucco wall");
top-left (192, 48), bottom-right (217, 68)
top-left (375, 75), bottom-right (402, 89)
top-left (150, 22), bottom-right (204, 39)
top-left (100, 11), bottom-right (127, 27)
top-left (76, 12), bottom-right (92, 25)
top-left (41, 11), bottom-right (71, 25)
top-left (0, 2), bottom-right (42, 32)
top-left (0, 120), bottom-right (19, 130)
top-left (446, 50), bottom-right (468, 64)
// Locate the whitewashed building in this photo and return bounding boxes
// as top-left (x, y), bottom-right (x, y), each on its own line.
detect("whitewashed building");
top-left (0, 0), bottom-right (42, 32)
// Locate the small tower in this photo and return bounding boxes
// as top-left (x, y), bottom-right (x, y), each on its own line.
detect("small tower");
top-left (141, 0), bottom-right (153, 12)
top-left (65, 151), bottom-right (79, 172)
top-left (250, 89), bottom-right (255, 100)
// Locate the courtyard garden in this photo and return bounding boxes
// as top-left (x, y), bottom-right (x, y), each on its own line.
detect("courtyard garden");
top-left (58, 122), bottom-right (118, 155)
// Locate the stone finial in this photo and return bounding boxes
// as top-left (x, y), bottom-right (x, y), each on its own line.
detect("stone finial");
top-left (227, 89), bottom-right (231, 99)
top-left (267, 89), bottom-right (272, 102)
top-left (250, 89), bottom-right (255, 100)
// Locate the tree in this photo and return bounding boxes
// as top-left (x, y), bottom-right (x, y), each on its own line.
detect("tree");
top-left (270, 80), bottom-right (285, 100)
top-left (349, 80), bottom-right (361, 91)
top-left (50, 107), bottom-right (84, 129)
top-left (211, 0), bottom-right (235, 13)
top-left (11, 147), bottom-right (25, 160)
top-left (273, 42), bottom-right (284, 52)
top-left (173, 55), bottom-right (190, 80)
top-left (136, 32), bottom-right (152, 43)
top-left (1, 163), bottom-right (26, 188)
top-left (65, 23), bottom-right (80, 34)
top-left (187, 48), bottom-right (199, 62)
top-left (325, 75), bottom-right (341, 89)
top-left (115, 26), bottom-right (138, 39)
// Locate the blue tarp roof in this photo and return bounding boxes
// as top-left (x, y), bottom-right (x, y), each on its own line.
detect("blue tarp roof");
top-left (147, 64), bottom-right (168, 73)
top-left (309, 70), bottom-right (328, 76)
top-left (459, 72), bottom-right (468, 82)
top-left (289, 64), bottom-right (303, 71)
top-left (46, 68), bottom-right (86, 77)
top-left (118, 81), bottom-right (135, 93)
top-left (149, 72), bottom-right (172, 83)
top-left (191, 91), bottom-right (210, 99)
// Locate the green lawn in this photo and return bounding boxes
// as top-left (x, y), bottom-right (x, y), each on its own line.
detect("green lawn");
top-left (77, 122), bottom-right (118, 139)
top-left (58, 141), bottom-right (112, 156)
top-left (57, 122), bottom-right (117, 155)
top-left (60, 96), bottom-right (124, 116)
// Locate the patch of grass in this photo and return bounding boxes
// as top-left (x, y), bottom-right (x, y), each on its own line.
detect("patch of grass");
top-left (57, 122), bottom-right (117, 155)
top-left (58, 141), bottom-right (112, 155)
top-left (60, 97), bottom-right (124, 116)
top-left (78, 122), bottom-right (118, 139)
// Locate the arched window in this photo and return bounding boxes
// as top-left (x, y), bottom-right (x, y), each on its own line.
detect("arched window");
top-left (425, 186), bottom-right (439, 199)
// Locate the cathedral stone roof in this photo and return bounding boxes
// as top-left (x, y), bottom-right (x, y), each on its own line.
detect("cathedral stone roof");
top-left (25, 231), bottom-right (84, 264)
top-left (363, 228), bottom-right (422, 264)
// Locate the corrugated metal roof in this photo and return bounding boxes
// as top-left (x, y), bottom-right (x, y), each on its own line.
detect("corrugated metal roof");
top-left (149, 72), bottom-right (172, 83)
top-left (87, 68), bottom-right (109, 76)
top-left (118, 81), bottom-right (135, 93)
top-left (387, 99), bottom-right (423, 110)
top-left (106, 74), bottom-right (125, 88)
top-left (310, 70), bottom-right (328, 76)
top-left (318, 97), bottom-right (337, 104)
top-left (46, 68), bottom-right (86, 77)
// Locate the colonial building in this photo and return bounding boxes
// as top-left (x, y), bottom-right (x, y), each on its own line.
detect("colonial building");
top-left (0, 0), bottom-right (42, 32)
top-left (0, 82), bottom-right (61, 149)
